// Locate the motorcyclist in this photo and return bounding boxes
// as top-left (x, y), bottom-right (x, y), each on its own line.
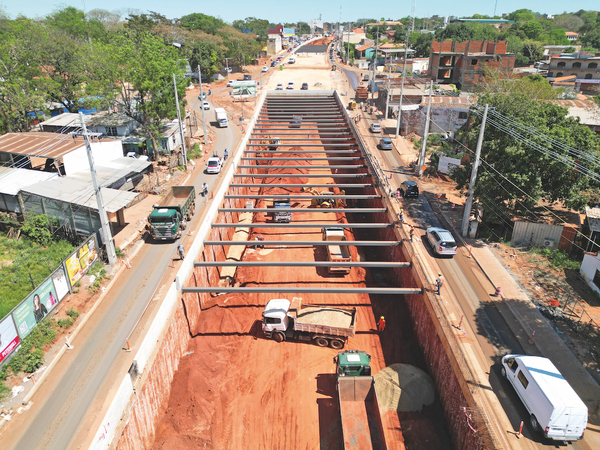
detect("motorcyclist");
top-left (223, 148), bottom-right (229, 160)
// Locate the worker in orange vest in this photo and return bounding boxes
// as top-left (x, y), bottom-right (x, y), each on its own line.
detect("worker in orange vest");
top-left (377, 316), bottom-right (386, 332)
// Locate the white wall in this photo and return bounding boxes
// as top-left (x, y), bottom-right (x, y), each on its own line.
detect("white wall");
top-left (62, 141), bottom-right (124, 175)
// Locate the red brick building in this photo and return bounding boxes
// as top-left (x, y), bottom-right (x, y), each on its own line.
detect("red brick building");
top-left (428, 40), bottom-right (515, 90)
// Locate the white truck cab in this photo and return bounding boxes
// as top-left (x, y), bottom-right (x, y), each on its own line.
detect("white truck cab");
top-left (206, 157), bottom-right (222, 174)
top-left (501, 354), bottom-right (587, 441)
top-left (262, 299), bottom-right (290, 335)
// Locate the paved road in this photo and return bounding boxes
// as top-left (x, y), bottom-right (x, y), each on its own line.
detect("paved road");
top-left (8, 102), bottom-right (239, 450)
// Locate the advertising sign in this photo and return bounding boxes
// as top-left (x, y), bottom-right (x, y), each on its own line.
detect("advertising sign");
top-left (13, 278), bottom-right (58, 338)
top-left (232, 81), bottom-right (257, 98)
top-left (52, 266), bottom-right (70, 300)
top-left (437, 155), bottom-right (461, 175)
top-left (65, 236), bottom-right (98, 288)
top-left (0, 315), bottom-right (20, 365)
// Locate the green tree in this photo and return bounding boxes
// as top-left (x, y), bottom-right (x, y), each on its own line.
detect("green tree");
top-left (189, 40), bottom-right (223, 78)
top-left (520, 21), bottom-right (543, 39)
top-left (580, 28), bottom-right (600, 49)
top-left (435, 22), bottom-right (499, 42)
top-left (507, 9), bottom-right (537, 23)
top-left (233, 17), bottom-right (271, 42)
top-left (98, 32), bottom-right (187, 153)
top-left (178, 13), bottom-right (225, 34)
top-left (45, 6), bottom-right (107, 42)
top-left (539, 28), bottom-right (569, 45)
top-left (451, 94), bottom-right (600, 225)
top-left (410, 32), bottom-right (433, 57)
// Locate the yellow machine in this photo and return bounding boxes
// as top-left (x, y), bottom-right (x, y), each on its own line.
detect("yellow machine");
top-left (348, 100), bottom-right (356, 110)
top-left (332, 64), bottom-right (337, 71)
top-left (303, 187), bottom-right (336, 208)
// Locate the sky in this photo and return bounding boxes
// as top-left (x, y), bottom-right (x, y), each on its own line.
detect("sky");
top-left (0, 0), bottom-right (597, 24)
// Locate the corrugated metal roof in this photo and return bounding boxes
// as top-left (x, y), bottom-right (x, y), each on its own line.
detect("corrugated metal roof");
top-left (586, 207), bottom-right (600, 232)
top-left (0, 168), bottom-right (59, 196)
top-left (69, 157), bottom-right (151, 182)
top-left (39, 113), bottom-right (85, 129)
top-left (0, 132), bottom-right (117, 160)
top-left (22, 178), bottom-right (138, 213)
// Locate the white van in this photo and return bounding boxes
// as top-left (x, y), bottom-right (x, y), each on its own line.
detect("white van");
top-left (501, 354), bottom-right (587, 441)
top-left (288, 56), bottom-right (295, 64)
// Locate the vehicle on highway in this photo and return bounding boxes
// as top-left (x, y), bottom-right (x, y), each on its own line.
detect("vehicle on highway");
top-left (426, 227), bottom-right (457, 257)
top-left (399, 180), bottom-right (419, 198)
top-left (501, 354), bottom-right (587, 442)
top-left (202, 101), bottom-right (210, 110)
top-left (301, 82), bottom-right (309, 90)
top-left (226, 80), bottom-right (233, 87)
top-left (214, 107), bottom-right (228, 128)
top-left (363, 74), bottom-right (370, 81)
top-left (198, 91), bottom-right (207, 100)
top-left (262, 66), bottom-right (268, 72)
top-left (276, 83), bottom-right (283, 90)
top-left (287, 82), bottom-right (294, 89)
top-left (288, 56), bottom-right (296, 64)
top-left (271, 61), bottom-right (277, 67)
top-left (243, 74), bottom-right (252, 80)
top-left (369, 122), bottom-right (381, 133)
top-left (147, 186), bottom-right (195, 240)
top-left (206, 156), bottom-right (222, 174)
top-left (379, 138), bottom-right (392, 150)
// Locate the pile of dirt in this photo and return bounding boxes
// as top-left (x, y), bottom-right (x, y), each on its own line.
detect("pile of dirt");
top-left (375, 364), bottom-right (435, 412)
top-left (296, 305), bottom-right (354, 328)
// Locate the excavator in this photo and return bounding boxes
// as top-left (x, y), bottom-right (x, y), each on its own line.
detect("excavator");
top-left (302, 187), bottom-right (346, 208)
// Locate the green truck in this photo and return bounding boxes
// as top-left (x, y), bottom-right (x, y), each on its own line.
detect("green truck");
top-left (148, 186), bottom-right (196, 240)
top-left (334, 350), bottom-right (387, 450)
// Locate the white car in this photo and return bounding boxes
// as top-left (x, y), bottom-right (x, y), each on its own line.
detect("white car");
top-left (276, 83), bottom-right (283, 90)
top-left (262, 66), bottom-right (268, 72)
top-left (370, 123), bottom-right (382, 133)
top-left (226, 80), bottom-right (233, 87)
top-left (426, 227), bottom-right (457, 257)
top-left (287, 82), bottom-right (294, 89)
top-left (202, 101), bottom-right (210, 110)
top-left (206, 157), bottom-right (222, 174)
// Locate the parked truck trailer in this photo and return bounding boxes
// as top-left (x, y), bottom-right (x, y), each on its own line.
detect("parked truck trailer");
top-left (262, 297), bottom-right (356, 349)
top-left (323, 227), bottom-right (352, 274)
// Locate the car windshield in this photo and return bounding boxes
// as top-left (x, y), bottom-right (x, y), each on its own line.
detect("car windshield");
top-left (208, 161), bottom-right (218, 167)
top-left (383, 138), bottom-right (391, 143)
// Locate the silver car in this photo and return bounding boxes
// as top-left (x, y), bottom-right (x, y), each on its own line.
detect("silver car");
top-left (426, 227), bottom-right (458, 257)
top-left (379, 138), bottom-right (392, 150)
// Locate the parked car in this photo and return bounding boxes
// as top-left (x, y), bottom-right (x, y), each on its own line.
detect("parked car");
top-left (243, 74), bottom-right (252, 80)
top-left (262, 66), bottom-right (268, 72)
top-left (198, 91), bottom-right (207, 100)
top-left (276, 83), bottom-right (283, 90)
top-left (226, 80), bottom-right (233, 87)
top-left (301, 83), bottom-right (309, 90)
top-left (271, 61), bottom-right (277, 67)
top-left (399, 180), bottom-right (419, 198)
top-left (369, 122), bottom-right (381, 133)
top-left (202, 101), bottom-right (210, 110)
top-left (287, 82), bottom-right (294, 89)
top-left (379, 138), bottom-right (392, 150)
top-left (206, 157), bottom-right (222, 174)
top-left (426, 227), bottom-right (457, 257)
top-left (501, 354), bottom-right (587, 442)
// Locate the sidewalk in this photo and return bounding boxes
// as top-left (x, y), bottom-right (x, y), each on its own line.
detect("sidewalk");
top-left (432, 199), bottom-right (600, 440)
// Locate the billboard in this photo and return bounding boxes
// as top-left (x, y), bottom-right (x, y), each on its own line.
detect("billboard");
top-left (0, 315), bottom-right (20, 365)
top-left (65, 235), bottom-right (98, 288)
top-left (232, 81), bottom-right (257, 98)
top-left (52, 266), bottom-right (70, 300)
top-left (13, 277), bottom-right (58, 338)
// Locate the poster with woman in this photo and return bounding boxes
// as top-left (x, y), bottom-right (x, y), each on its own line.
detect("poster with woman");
top-left (0, 315), bottom-right (20, 365)
top-left (13, 278), bottom-right (58, 338)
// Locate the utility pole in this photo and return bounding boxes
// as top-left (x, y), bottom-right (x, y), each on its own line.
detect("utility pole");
top-left (417, 80), bottom-right (434, 176)
top-left (370, 31), bottom-right (380, 102)
top-left (79, 112), bottom-right (117, 266)
top-left (347, 22), bottom-right (351, 65)
top-left (197, 65), bottom-right (208, 145)
top-left (395, 32), bottom-right (411, 138)
top-left (462, 105), bottom-right (489, 237)
top-left (385, 64), bottom-right (391, 119)
top-left (225, 58), bottom-right (230, 82)
top-left (173, 73), bottom-right (187, 170)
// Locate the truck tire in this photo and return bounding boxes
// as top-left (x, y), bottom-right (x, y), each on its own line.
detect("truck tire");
top-left (329, 339), bottom-right (344, 349)
top-left (500, 366), bottom-right (506, 378)
top-left (315, 337), bottom-right (329, 347)
top-left (530, 414), bottom-right (540, 432)
top-left (273, 332), bottom-right (285, 343)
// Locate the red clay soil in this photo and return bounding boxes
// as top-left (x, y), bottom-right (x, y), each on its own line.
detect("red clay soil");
top-left (151, 148), bottom-right (452, 449)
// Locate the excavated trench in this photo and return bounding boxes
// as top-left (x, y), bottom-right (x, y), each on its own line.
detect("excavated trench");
top-left (114, 92), bottom-right (493, 450)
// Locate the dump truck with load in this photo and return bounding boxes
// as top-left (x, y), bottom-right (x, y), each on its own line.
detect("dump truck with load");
top-left (262, 297), bottom-right (356, 349)
top-left (355, 85), bottom-right (369, 101)
top-left (273, 199), bottom-right (291, 222)
top-left (148, 186), bottom-right (195, 240)
top-left (335, 351), bottom-right (387, 450)
top-left (323, 227), bottom-right (352, 274)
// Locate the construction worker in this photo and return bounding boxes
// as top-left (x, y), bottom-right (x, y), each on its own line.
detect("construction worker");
top-left (398, 209), bottom-right (405, 223)
top-left (254, 235), bottom-right (264, 249)
top-left (436, 273), bottom-right (444, 295)
top-left (409, 225), bottom-right (415, 242)
top-left (377, 316), bottom-right (386, 332)
top-left (178, 243), bottom-right (185, 260)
